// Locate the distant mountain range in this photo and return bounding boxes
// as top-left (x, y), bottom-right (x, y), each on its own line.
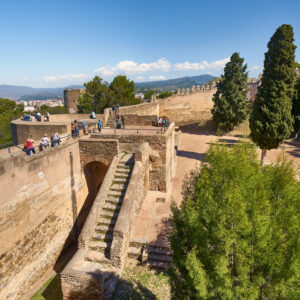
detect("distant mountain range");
top-left (135, 75), bottom-right (215, 91)
top-left (0, 75), bottom-right (215, 101)
top-left (0, 85), bottom-right (84, 101)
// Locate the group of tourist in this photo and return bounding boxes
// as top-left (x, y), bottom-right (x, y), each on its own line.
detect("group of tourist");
top-left (111, 105), bottom-right (125, 129)
top-left (156, 116), bottom-right (167, 127)
top-left (24, 132), bottom-right (61, 156)
top-left (71, 120), bottom-right (79, 138)
top-left (21, 111), bottom-right (50, 122)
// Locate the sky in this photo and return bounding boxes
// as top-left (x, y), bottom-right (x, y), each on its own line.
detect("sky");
top-left (0, 0), bottom-right (300, 88)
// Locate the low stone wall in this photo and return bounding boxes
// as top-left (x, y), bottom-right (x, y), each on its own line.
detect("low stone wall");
top-left (90, 123), bottom-right (176, 192)
top-left (79, 139), bottom-right (119, 167)
top-left (11, 119), bottom-right (71, 145)
top-left (121, 114), bottom-right (157, 126)
top-left (111, 143), bottom-right (150, 269)
top-left (104, 102), bottom-right (159, 119)
top-left (158, 89), bottom-right (215, 125)
top-left (0, 140), bottom-right (88, 300)
top-left (50, 113), bottom-right (105, 122)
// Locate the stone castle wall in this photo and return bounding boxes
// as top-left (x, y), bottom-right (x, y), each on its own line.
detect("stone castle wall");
top-left (64, 89), bottom-right (85, 113)
top-left (0, 140), bottom-right (88, 300)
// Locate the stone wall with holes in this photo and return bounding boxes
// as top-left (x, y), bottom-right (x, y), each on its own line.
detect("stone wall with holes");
top-left (79, 139), bottom-right (119, 167)
top-left (0, 140), bottom-right (88, 300)
top-left (90, 123), bottom-right (176, 192)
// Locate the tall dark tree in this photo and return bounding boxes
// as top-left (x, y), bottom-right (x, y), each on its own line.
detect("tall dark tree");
top-left (212, 52), bottom-right (248, 132)
top-left (250, 24), bottom-right (296, 165)
top-left (292, 76), bottom-right (300, 140)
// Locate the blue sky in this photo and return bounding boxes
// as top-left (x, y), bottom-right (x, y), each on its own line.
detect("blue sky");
top-left (1, 0), bottom-right (300, 87)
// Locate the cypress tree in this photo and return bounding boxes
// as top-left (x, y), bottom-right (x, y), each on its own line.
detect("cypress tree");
top-left (250, 24), bottom-right (296, 165)
top-left (212, 52), bottom-right (248, 132)
top-left (292, 76), bottom-right (300, 140)
top-left (169, 143), bottom-right (300, 299)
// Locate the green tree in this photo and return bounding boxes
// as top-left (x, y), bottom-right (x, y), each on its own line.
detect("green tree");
top-left (157, 91), bottom-right (173, 99)
top-left (292, 76), bottom-right (300, 140)
top-left (77, 76), bottom-right (115, 113)
top-left (39, 105), bottom-right (68, 115)
top-left (0, 98), bottom-right (24, 146)
top-left (110, 75), bottom-right (140, 106)
top-left (250, 24), bottom-right (296, 165)
top-left (211, 52), bottom-right (248, 132)
top-left (169, 143), bottom-right (300, 299)
top-left (143, 90), bottom-right (156, 100)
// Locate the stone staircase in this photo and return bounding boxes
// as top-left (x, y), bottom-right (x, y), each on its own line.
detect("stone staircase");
top-left (105, 116), bottom-right (116, 128)
top-left (84, 152), bottom-right (134, 296)
top-left (128, 241), bottom-right (172, 270)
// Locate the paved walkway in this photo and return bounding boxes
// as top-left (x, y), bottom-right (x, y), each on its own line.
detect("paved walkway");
top-left (131, 132), bottom-right (300, 246)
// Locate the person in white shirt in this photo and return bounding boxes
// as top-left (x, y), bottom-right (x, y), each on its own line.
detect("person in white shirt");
top-left (41, 134), bottom-right (49, 148)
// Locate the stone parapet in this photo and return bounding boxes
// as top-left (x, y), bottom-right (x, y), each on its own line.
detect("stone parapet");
top-left (110, 143), bottom-right (150, 269)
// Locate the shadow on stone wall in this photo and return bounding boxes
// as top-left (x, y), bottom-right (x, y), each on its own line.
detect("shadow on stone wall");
top-left (53, 160), bottom-right (109, 275)
top-left (179, 119), bottom-right (217, 135)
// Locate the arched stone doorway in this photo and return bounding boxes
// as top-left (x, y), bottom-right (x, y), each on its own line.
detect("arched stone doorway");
top-left (84, 161), bottom-right (108, 200)
top-left (74, 161), bottom-right (109, 238)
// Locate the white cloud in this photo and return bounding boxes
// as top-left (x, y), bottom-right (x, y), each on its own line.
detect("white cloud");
top-left (43, 73), bottom-right (90, 83)
top-left (135, 76), bottom-right (145, 81)
top-left (23, 77), bottom-right (30, 82)
top-left (94, 58), bottom-right (171, 76)
top-left (173, 58), bottom-right (230, 71)
top-left (149, 75), bottom-right (166, 81)
top-left (251, 65), bottom-right (261, 70)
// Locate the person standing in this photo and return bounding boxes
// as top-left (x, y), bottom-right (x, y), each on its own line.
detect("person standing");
top-left (121, 116), bottom-right (125, 129)
top-left (98, 119), bottom-right (102, 132)
top-left (116, 114), bottom-right (119, 128)
top-left (26, 135), bottom-right (35, 156)
top-left (41, 134), bottom-right (49, 149)
top-left (53, 132), bottom-right (59, 147)
top-left (71, 123), bottom-right (75, 138)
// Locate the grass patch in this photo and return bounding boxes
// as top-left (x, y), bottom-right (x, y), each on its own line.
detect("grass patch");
top-left (113, 259), bottom-right (170, 299)
top-left (30, 272), bottom-right (63, 300)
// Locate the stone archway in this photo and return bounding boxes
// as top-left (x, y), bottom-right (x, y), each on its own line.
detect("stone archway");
top-left (83, 161), bottom-right (108, 200)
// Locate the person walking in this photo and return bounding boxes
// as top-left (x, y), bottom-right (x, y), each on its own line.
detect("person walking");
top-left (71, 123), bottom-right (75, 138)
top-left (25, 135), bottom-right (35, 156)
top-left (121, 116), bottom-right (125, 129)
top-left (97, 119), bottom-right (103, 132)
top-left (112, 105), bottom-right (116, 116)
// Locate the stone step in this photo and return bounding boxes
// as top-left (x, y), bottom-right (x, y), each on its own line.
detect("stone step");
top-left (89, 241), bottom-right (112, 251)
top-left (120, 154), bottom-right (134, 163)
top-left (118, 162), bottom-right (134, 167)
top-left (108, 190), bottom-right (126, 197)
top-left (102, 202), bottom-right (121, 212)
top-left (148, 246), bottom-right (172, 256)
top-left (114, 172), bottom-right (131, 178)
top-left (96, 224), bottom-right (115, 234)
top-left (128, 247), bottom-right (142, 259)
top-left (147, 260), bottom-right (169, 270)
top-left (117, 165), bottom-right (133, 170)
top-left (105, 196), bottom-right (124, 205)
top-left (113, 178), bottom-right (130, 185)
top-left (115, 169), bottom-right (132, 175)
top-left (100, 210), bottom-right (119, 220)
top-left (110, 184), bottom-right (128, 192)
top-left (97, 218), bottom-right (116, 227)
top-left (92, 233), bottom-right (114, 242)
top-left (85, 251), bottom-right (112, 266)
top-left (148, 253), bottom-right (172, 263)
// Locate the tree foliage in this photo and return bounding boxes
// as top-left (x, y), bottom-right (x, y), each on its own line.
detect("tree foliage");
top-left (292, 76), bottom-right (300, 136)
top-left (77, 75), bottom-right (139, 113)
top-left (212, 52), bottom-right (248, 132)
top-left (0, 98), bottom-right (24, 145)
top-left (39, 104), bottom-right (68, 115)
top-left (169, 143), bottom-right (300, 299)
top-left (250, 24), bottom-right (296, 151)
